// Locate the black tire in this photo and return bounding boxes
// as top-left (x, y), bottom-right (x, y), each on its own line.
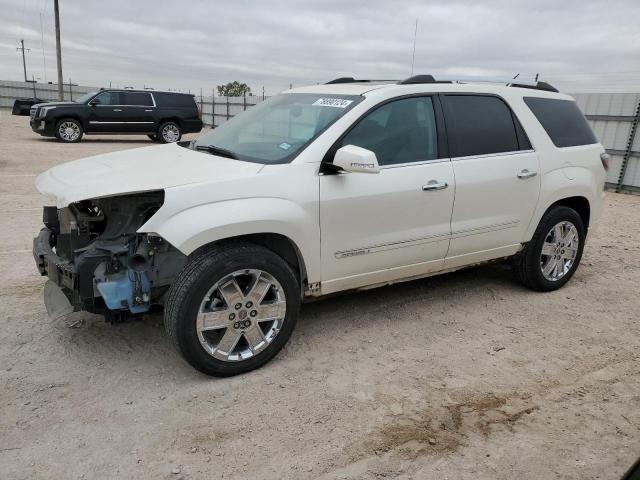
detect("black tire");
top-left (147, 134), bottom-right (159, 141)
top-left (54, 118), bottom-right (83, 143)
top-left (165, 242), bottom-right (300, 376)
top-left (514, 205), bottom-right (586, 291)
top-left (157, 121), bottom-right (182, 143)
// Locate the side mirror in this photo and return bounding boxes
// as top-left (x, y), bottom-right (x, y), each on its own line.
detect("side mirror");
top-left (88, 100), bottom-right (99, 106)
top-left (332, 145), bottom-right (380, 174)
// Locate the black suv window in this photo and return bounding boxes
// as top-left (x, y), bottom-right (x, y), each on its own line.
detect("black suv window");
top-left (91, 91), bottom-right (121, 106)
top-left (341, 97), bottom-right (438, 165)
top-left (443, 95), bottom-right (522, 157)
top-left (524, 97), bottom-right (597, 148)
top-left (122, 92), bottom-right (154, 107)
top-left (154, 92), bottom-right (196, 108)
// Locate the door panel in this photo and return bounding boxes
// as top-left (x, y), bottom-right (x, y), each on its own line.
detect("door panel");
top-left (440, 93), bottom-right (541, 268)
top-left (320, 161), bottom-right (455, 293)
top-left (120, 92), bottom-right (156, 132)
top-left (445, 151), bottom-right (540, 267)
top-left (86, 91), bottom-right (123, 132)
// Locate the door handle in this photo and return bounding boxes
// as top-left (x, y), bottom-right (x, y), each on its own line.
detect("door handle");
top-left (144, 109), bottom-right (153, 112)
top-left (113, 108), bottom-right (122, 112)
top-left (422, 180), bottom-right (448, 191)
top-left (517, 169), bottom-right (537, 179)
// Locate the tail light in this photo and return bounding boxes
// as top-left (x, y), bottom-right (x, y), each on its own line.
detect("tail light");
top-left (600, 152), bottom-right (610, 171)
top-left (196, 103), bottom-right (202, 120)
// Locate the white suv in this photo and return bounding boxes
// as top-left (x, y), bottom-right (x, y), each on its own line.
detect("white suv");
top-left (34, 75), bottom-right (607, 376)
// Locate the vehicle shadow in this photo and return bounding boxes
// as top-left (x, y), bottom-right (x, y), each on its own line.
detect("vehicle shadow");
top-left (35, 137), bottom-right (153, 144)
top-left (297, 261), bottom-right (519, 331)
top-left (54, 261), bottom-right (519, 380)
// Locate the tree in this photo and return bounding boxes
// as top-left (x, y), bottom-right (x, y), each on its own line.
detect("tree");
top-left (216, 81), bottom-right (252, 97)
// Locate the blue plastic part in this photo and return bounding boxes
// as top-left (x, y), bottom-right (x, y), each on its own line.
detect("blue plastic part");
top-left (95, 269), bottom-right (151, 314)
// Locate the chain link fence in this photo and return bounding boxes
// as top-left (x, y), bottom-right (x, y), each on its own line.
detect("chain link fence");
top-left (2, 79), bottom-right (639, 193)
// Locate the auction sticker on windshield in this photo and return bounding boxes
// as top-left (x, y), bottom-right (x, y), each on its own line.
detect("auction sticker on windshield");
top-left (312, 98), bottom-right (354, 108)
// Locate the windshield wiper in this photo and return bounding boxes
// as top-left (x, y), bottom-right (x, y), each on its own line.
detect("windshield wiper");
top-left (195, 144), bottom-right (238, 159)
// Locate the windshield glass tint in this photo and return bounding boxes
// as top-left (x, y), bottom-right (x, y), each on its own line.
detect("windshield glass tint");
top-left (75, 91), bottom-right (97, 104)
top-left (194, 93), bottom-right (362, 164)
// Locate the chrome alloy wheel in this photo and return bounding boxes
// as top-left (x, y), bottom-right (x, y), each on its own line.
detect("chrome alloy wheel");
top-left (161, 123), bottom-right (180, 142)
top-left (539, 221), bottom-right (579, 281)
top-left (196, 269), bottom-right (286, 362)
top-left (58, 121), bottom-right (80, 141)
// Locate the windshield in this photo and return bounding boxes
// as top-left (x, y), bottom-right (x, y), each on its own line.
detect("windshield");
top-left (193, 93), bottom-right (363, 164)
top-left (75, 91), bottom-right (97, 103)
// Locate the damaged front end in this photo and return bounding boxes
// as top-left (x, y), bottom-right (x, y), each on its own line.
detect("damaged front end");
top-left (33, 191), bottom-right (186, 321)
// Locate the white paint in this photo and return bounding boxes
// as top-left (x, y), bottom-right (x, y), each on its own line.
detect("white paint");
top-left (35, 81), bottom-right (606, 296)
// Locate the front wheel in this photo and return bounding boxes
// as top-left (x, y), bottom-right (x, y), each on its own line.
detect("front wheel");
top-left (514, 205), bottom-right (586, 291)
top-left (55, 118), bottom-right (83, 142)
top-left (157, 121), bottom-right (182, 143)
top-left (165, 242), bottom-right (300, 376)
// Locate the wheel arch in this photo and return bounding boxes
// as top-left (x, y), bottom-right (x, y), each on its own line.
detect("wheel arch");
top-left (54, 114), bottom-right (85, 130)
top-left (158, 117), bottom-right (183, 129)
top-left (525, 166), bottom-right (598, 241)
top-left (547, 196), bottom-right (590, 232)
top-left (199, 232), bottom-right (309, 288)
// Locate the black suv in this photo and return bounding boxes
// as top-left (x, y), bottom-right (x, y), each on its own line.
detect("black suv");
top-left (29, 89), bottom-right (203, 143)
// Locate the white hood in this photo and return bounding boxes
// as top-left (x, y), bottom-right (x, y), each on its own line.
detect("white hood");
top-left (36, 143), bottom-right (263, 206)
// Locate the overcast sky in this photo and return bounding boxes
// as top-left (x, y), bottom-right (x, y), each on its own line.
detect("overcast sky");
top-left (1, 0), bottom-right (639, 95)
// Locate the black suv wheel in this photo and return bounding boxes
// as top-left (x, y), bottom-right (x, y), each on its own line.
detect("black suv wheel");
top-left (158, 121), bottom-right (182, 143)
top-left (165, 242), bottom-right (300, 376)
top-left (54, 118), bottom-right (83, 143)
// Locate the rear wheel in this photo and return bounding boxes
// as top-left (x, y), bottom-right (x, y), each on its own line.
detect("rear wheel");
top-left (157, 121), bottom-right (182, 143)
top-left (514, 205), bottom-right (586, 291)
top-left (165, 242), bottom-right (300, 376)
top-left (54, 118), bottom-right (83, 142)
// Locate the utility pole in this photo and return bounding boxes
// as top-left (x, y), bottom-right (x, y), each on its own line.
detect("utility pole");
top-left (17, 40), bottom-right (30, 82)
top-left (40, 13), bottom-right (47, 82)
top-left (54, 0), bottom-right (64, 100)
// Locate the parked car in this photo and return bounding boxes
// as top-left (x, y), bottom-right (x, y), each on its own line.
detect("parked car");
top-left (12, 97), bottom-right (44, 116)
top-left (32, 75), bottom-right (607, 376)
top-left (29, 89), bottom-right (203, 143)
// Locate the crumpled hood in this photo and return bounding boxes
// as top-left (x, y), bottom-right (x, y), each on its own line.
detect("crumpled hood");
top-left (36, 143), bottom-right (263, 207)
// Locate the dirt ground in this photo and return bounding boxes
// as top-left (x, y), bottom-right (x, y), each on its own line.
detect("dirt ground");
top-left (1, 110), bottom-right (639, 480)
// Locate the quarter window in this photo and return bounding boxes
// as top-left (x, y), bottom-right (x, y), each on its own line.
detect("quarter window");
top-left (122, 92), bottom-right (154, 106)
top-left (341, 97), bottom-right (438, 165)
top-left (524, 97), bottom-right (597, 148)
top-left (442, 95), bottom-right (521, 157)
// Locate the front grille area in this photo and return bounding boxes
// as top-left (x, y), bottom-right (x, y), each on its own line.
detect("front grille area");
top-left (30, 107), bottom-right (37, 121)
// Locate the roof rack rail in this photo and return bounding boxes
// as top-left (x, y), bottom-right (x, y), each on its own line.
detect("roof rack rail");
top-left (509, 81), bottom-right (559, 93)
top-left (397, 74), bottom-right (559, 92)
top-left (325, 77), bottom-right (399, 84)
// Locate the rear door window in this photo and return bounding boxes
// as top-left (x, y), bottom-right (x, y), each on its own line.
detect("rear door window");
top-left (524, 97), bottom-right (597, 147)
top-left (442, 95), bottom-right (521, 157)
top-left (122, 92), bottom-right (154, 106)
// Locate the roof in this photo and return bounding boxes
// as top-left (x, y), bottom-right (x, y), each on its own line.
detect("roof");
top-left (289, 76), bottom-right (570, 100)
top-left (99, 88), bottom-right (195, 96)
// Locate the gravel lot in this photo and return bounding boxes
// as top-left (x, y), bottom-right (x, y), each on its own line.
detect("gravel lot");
top-left (1, 110), bottom-right (639, 480)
